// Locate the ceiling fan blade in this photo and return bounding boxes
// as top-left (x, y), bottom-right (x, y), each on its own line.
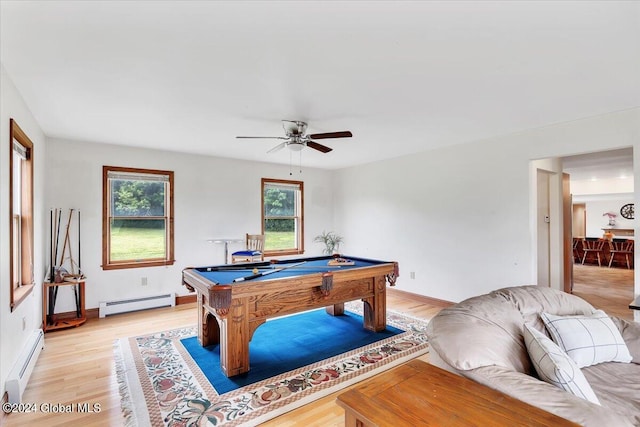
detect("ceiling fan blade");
top-left (307, 141), bottom-right (333, 153)
top-left (267, 141), bottom-right (287, 153)
top-left (236, 136), bottom-right (288, 139)
top-left (307, 131), bottom-right (352, 139)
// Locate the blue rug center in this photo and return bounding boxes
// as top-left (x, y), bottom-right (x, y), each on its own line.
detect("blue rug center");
top-left (181, 309), bottom-right (403, 394)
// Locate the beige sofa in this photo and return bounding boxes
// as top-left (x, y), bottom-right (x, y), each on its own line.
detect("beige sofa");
top-left (426, 285), bottom-right (640, 426)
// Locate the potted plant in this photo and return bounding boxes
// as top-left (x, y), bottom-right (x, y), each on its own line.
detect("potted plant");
top-left (314, 231), bottom-right (343, 255)
top-left (603, 212), bottom-right (617, 227)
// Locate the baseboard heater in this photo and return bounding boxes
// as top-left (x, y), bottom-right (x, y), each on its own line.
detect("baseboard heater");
top-left (6, 329), bottom-right (44, 404)
top-left (99, 293), bottom-right (175, 318)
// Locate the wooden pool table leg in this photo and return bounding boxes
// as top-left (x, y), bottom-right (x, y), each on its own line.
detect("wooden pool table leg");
top-left (219, 297), bottom-right (251, 377)
top-left (198, 292), bottom-right (220, 347)
top-left (362, 276), bottom-right (387, 332)
top-left (326, 302), bottom-right (345, 316)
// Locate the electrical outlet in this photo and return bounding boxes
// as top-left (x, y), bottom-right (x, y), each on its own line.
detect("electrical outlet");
top-left (410, 271), bottom-right (416, 279)
top-left (141, 277), bottom-right (148, 286)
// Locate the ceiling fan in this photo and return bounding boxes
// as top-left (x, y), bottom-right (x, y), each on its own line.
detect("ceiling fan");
top-left (236, 120), bottom-right (352, 153)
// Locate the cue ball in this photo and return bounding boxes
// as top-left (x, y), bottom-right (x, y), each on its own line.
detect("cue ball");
top-left (252, 268), bottom-right (259, 274)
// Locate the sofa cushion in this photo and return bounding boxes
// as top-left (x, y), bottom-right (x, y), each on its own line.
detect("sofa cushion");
top-left (523, 323), bottom-right (600, 404)
top-left (541, 310), bottom-right (632, 368)
top-left (426, 285), bottom-right (596, 374)
top-left (426, 291), bottom-right (532, 373)
top-left (465, 365), bottom-right (637, 427)
top-left (583, 361), bottom-right (640, 425)
top-left (611, 316), bottom-right (640, 364)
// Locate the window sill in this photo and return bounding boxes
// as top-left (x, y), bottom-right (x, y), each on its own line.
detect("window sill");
top-left (264, 249), bottom-right (304, 257)
top-left (102, 259), bottom-right (176, 270)
top-left (11, 283), bottom-right (34, 311)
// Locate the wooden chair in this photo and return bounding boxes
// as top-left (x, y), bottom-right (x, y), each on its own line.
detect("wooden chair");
top-left (231, 233), bottom-right (265, 263)
top-left (581, 238), bottom-right (606, 266)
top-left (608, 239), bottom-right (634, 269)
top-left (572, 237), bottom-right (582, 263)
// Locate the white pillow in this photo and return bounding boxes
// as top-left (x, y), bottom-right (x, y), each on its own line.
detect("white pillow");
top-left (540, 310), bottom-right (632, 368)
top-left (523, 323), bottom-right (600, 404)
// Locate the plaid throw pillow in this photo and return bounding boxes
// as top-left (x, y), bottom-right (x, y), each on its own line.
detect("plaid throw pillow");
top-left (523, 324), bottom-right (600, 404)
top-left (541, 310), bottom-right (632, 368)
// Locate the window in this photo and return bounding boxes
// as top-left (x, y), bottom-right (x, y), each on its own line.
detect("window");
top-left (102, 166), bottom-right (174, 270)
top-left (9, 119), bottom-right (34, 310)
top-left (262, 178), bottom-right (304, 256)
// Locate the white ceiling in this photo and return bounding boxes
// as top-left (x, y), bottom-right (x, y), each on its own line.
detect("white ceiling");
top-left (563, 148), bottom-right (634, 182)
top-left (1, 1), bottom-right (639, 170)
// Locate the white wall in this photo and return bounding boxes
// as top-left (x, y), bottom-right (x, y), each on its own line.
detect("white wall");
top-left (0, 65), bottom-right (47, 396)
top-left (335, 108), bottom-right (640, 303)
top-left (571, 176), bottom-right (634, 237)
top-left (334, 138), bottom-right (533, 303)
top-left (45, 138), bottom-right (335, 312)
top-left (582, 198), bottom-right (635, 238)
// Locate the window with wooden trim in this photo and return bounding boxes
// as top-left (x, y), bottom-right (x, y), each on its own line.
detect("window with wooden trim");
top-left (262, 178), bottom-right (304, 256)
top-left (102, 166), bottom-right (175, 270)
top-left (10, 119), bottom-right (35, 310)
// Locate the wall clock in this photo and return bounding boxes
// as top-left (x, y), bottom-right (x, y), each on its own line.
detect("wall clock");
top-left (620, 203), bottom-right (634, 220)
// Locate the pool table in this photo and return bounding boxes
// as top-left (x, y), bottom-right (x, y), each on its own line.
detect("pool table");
top-left (182, 255), bottom-right (399, 377)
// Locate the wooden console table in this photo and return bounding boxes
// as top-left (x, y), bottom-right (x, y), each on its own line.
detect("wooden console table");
top-left (336, 359), bottom-right (579, 426)
top-left (602, 228), bottom-right (634, 237)
top-left (42, 279), bottom-right (87, 332)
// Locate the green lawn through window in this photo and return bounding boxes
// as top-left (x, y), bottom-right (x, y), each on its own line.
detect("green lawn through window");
top-left (265, 231), bottom-right (295, 251)
top-left (110, 228), bottom-right (295, 260)
top-left (110, 227), bottom-right (166, 261)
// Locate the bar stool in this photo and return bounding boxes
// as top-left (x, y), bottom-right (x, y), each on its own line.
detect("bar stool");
top-left (608, 239), bottom-right (634, 269)
top-left (581, 238), bottom-right (606, 266)
top-left (572, 237), bottom-right (582, 263)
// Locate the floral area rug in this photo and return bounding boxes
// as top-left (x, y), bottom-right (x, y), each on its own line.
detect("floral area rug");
top-left (114, 303), bottom-right (430, 426)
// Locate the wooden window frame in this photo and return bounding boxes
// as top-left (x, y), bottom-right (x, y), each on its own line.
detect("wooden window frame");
top-left (9, 119), bottom-right (35, 310)
top-left (102, 165), bottom-right (175, 270)
top-left (261, 178), bottom-right (304, 257)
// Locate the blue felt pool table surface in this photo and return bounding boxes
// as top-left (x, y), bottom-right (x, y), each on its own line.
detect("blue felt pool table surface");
top-left (192, 256), bottom-right (387, 285)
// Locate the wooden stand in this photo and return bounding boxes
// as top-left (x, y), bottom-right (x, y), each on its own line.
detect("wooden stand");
top-left (42, 279), bottom-right (86, 332)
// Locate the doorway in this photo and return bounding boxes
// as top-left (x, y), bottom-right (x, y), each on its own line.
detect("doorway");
top-left (563, 148), bottom-right (635, 321)
top-left (572, 203), bottom-right (586, 237)
top-left (537, 170), bottom-right (551, 287)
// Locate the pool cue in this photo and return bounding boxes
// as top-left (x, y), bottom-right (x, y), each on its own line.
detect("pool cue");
top-left (48, 210), bottom-right (53, 324)
top-left (51, 209), bottom-right (68, 308)
top-left (58, 208), bottom-right (73, 269)
top-left (51, 209), bottom-right (62, 316)
top-left (53, 208), bottom-right (61, 271)
top-left (214, 265), bottom-right (342, 271)
top-left (76, 210), bottom-right (82, 317)
top-left (66, 209), bottom-right (80, 316)
top-left (77, 210), bottom-right (82, 277)
top-left (233, 261), bottom-right (307, 283)
top-left (49, 209), bottom-right (54, 282)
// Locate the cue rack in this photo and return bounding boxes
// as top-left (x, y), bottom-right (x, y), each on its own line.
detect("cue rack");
top-left (44, 208), bottom-right (86, 331)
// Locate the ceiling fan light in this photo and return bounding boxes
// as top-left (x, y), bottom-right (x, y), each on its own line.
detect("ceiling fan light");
top-left (288, 143), bottom-right (305, 151)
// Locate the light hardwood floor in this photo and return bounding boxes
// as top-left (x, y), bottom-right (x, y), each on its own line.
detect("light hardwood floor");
top-left (2, 279), bottom-right (633, 427)
top-left (572, 263), bottom-right (635, 321)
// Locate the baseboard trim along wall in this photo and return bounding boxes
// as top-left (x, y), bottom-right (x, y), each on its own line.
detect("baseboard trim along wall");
top-left (48, 293), bottom-right (197, 322)
top-left (388, 287), bottom-right (453, 308)
top-left (176, 294), bottom-right (196, 305)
